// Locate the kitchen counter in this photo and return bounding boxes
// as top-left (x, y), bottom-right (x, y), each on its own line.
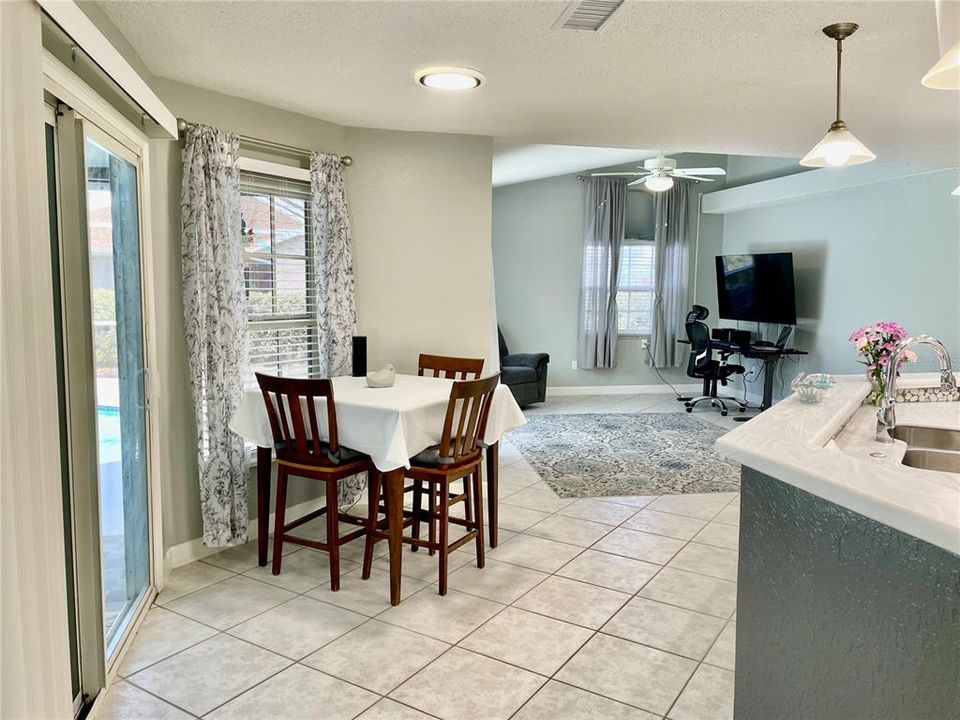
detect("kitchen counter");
top-left (715, 372), bottom-right (960, 720)
top-left (715, 373), bottom-right (960, 554)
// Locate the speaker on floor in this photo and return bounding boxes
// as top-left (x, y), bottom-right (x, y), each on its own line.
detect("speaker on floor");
top-left (352, 335), bottom-right (367, 377)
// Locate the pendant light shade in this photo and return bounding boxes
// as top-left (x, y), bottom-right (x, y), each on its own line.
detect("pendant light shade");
top-left (922, 40), bottom-right (960, 89)
top-left (800, 120), bottom-right (876, 167)
top-left (801, 23), bottom-right (875, 169)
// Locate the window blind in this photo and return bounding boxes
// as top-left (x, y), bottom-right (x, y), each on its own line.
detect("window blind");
top-left (239, 171), bottom-right (318, 383)
top-left (617, 239), bottom-right (656, 335)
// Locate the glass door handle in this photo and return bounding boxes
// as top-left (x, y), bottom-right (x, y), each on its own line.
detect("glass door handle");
top-left (138, 367), bottom-right (151, 411)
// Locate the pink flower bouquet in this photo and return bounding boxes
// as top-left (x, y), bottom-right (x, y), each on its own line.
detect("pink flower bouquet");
top-left (849, 322), bottom-right (917, 405)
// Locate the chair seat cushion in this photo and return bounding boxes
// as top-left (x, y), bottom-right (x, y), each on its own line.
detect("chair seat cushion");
top-left (718, 364), bottom-right (745, 378)
top-left (276, 441), bottom-right (365, 467)
top-left (501, 365), bottom-right (538, 385)
top-left (410, 444), bottom-right (481, 468)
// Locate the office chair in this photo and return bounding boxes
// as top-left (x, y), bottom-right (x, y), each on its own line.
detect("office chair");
top-left (684, 305), bottom-right (747, 417)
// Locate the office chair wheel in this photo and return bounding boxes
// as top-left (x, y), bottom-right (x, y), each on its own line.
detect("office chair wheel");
top-left (685, 406), bottom-right (693, 413)
top-left (720, 410), bottom-right (728, 416)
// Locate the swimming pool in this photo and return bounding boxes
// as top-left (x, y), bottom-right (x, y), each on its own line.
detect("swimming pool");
top-left (97, 406), bottom-right (122, 464)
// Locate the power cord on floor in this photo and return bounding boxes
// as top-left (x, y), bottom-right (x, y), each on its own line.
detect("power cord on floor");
top-left (644, 340), bottom-right (685, 399)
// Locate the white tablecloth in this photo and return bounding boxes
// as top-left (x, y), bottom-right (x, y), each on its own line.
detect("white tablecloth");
top-left (229, 374), bottom-right (526, 471)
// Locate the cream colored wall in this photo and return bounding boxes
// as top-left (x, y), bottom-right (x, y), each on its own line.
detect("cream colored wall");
top-left (346, 127), bottom-right (497, 374)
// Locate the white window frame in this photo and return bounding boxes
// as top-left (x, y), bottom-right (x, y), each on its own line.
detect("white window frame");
top-left (616, 238), bottom-right (656, 337)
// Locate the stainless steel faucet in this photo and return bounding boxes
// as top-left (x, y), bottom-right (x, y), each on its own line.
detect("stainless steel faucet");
top-left (876, 334), bottom-right (957, 443)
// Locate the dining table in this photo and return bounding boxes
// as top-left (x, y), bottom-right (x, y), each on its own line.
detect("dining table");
top-left (229, 373), bottom-right (526, 605)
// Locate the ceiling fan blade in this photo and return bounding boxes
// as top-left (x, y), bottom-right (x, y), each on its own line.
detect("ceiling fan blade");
top-left (590, 171), bottom-right (651, 177)
top-left (676, 175), bottom-right (716, 182)
top-left (627, 178), bottom-right (648, 186)
top-left (674, 167), bottom-right (726, 176)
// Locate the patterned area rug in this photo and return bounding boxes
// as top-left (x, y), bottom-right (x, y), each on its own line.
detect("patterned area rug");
top-left (508, 413), bottom-right (740, 498)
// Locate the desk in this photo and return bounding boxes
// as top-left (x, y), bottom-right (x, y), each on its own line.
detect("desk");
top-left (738, 346), bottom-right (807, 411)
top-left (229, 374), bottom-right (526, 605)
top-left (678, 339), bottom-right (807, 412)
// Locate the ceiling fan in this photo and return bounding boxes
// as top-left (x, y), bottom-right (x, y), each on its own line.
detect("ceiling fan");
top-left (590, 153), bottom-right (726, 192)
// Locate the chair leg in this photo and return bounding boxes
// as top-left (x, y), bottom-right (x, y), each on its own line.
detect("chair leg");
top-left (463, 474), bottom-right (474, 524)
top-left (272, 466), bottom-right (288, 576)
top-left (438, 477), bottom-right (449, 595)
top-left (411, 479), bottom-right (422, 552)
top-left (326, 478), bottom-right (341, 591)
top-left (362, 470), bottom-right (381, 580)
top-left (427, 485), bottom-right (437, 557)
top-left (472, 467), bottom-right (485, 569)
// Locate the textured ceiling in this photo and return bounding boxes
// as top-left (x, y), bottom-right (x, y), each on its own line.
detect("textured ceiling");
top-left (99, 0), bottom-right (960, 164)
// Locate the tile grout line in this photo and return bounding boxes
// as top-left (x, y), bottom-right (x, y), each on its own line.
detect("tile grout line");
top-left (122, 397), bottom-right (739, 717)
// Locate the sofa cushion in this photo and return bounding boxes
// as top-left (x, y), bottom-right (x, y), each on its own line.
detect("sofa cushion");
top-left (501, 365), bottom-right (538, 385)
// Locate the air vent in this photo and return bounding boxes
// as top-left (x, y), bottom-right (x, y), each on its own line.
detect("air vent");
top-left (554, 0), bottom-right (625, 32)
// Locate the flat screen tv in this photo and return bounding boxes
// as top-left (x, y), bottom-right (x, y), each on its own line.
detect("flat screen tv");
top-left (715, 252), bottom-right (797, 325)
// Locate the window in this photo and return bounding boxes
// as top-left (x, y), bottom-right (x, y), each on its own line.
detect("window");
top-left (240, 171), bottom-right (317, 382)
top-left (616, 240), bottom-right (656, 335)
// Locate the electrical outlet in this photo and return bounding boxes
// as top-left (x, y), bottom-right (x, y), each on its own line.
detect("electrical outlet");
top-left (571, 360), bottom-right (578, 370)
top-left (640, 338), bottom-right (650, 349)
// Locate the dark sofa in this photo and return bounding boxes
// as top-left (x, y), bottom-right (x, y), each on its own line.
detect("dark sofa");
top-left (498, 328), bottom-right (549, 407)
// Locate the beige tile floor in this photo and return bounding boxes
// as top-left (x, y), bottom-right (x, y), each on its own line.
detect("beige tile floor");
top-left (97, 393), bottom-right (740, 720)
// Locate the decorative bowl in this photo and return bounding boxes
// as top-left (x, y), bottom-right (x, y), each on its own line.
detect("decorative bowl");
top-left (366, 364), bottom-right (396, 388)
top-left (790, 372), bottom-right (836, 404)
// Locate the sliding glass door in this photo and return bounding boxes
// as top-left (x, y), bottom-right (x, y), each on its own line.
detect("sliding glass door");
top-left (47, 100), bottom-right (154, 712)
top-left (83, 130), bottom-right (151, 655)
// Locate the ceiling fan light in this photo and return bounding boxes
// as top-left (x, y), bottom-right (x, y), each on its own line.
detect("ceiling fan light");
top-left (921, 40), bottom-right (960, 89)
top-left (644, 175), bottom-right (674, 192)
top-left (800, 122), bottom-right (875, 168)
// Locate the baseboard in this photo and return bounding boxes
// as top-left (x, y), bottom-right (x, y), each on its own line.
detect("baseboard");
top-left (163, 497), bottom-right (322, 575)
top-left (548, 383), bottom-right (703, 396)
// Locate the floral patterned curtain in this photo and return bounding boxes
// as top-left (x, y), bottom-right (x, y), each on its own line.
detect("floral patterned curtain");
top-left (309, 152), bottom-right (363, 505)
top-left (181, 123), bottom-right (249, 546)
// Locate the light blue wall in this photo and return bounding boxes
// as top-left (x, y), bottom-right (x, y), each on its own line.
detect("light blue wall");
top-left (492, 153), bottom-right (733, 388)
top-left (492, 165), bottom-right (669, 388)
top-left (720, 168), bottom-right (960, 390)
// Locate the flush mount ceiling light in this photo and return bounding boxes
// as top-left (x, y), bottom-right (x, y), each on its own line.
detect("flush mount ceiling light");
top-left (800, 23), bottom-right (876, 168)
top-left (415, 66), bottom-right (485, 90)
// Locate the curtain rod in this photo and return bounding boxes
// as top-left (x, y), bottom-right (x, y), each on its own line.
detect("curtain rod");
top-left (176, 118), bottom-right (353, 167)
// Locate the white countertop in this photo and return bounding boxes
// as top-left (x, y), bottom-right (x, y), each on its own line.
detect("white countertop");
top-left (715, 373), bottom-right (960, 555)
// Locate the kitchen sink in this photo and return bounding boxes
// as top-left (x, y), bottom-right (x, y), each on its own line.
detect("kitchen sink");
top-left (893, 426), bottom-right (960, 473)
top-left (892, 425), bottom-right (960, 453)
top-left (902, 448), bottom-right (960, 474)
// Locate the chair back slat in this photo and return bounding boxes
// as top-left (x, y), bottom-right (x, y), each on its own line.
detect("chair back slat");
top-left (288, 392), bottom-right (308, 455)
top-left (306, 398), bottom-right (322, 457)
top-left (255, 373), bottom-right (340, 465)
top-left (437, 374), bottom-right (499, 463)
top-left (418, 354), bottom-right (484, 381)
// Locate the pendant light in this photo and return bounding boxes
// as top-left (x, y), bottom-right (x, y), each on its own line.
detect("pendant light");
top-left (800, 23), bottom-right (876, 168)
top-left (922, 0), bottom-right (960, 89)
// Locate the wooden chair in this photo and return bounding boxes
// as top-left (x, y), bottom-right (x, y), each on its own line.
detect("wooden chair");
top-left (256, 373), bottom-right (376, 591)
top-left (409, 354), bottom-right (485, 551)
top-left (362, 373), bottom-right (500, 594)
top-left (418, 353), bottom-right (484, 380)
